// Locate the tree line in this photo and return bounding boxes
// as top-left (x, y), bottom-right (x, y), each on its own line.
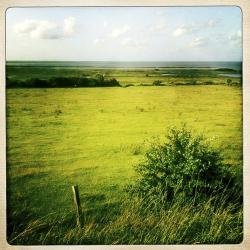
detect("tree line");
top-left (6, 75), bottom-right (121, 88)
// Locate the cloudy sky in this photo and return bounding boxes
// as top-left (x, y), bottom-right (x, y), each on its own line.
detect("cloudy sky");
top-left (6, 7), bottom-right (242, 61)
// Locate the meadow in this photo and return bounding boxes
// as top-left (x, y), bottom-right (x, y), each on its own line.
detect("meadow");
top-left (6, 65), bottom-right (243, 244)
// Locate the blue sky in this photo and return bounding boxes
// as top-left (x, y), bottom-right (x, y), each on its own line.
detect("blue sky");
top-left (6, 7), bottom-right (242, 61)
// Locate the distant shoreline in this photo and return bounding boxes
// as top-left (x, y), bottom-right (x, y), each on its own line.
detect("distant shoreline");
top-left (6, 61), bottom-right (242, 71)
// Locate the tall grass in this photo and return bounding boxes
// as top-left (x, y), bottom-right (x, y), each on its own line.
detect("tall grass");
top-left (8, 190), bottom-right (243, 245)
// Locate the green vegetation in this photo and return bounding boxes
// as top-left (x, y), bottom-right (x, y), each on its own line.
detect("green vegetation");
top-left (132, 126), bottom-right (241, 202)
top-left (6, 65), bottom-right (242, 87)
top-left (6, 65), bottom-right (242, 244)
top-left (7, 187), bottom-right (243, 244)
top-left (152, 80), bottom-right (163, 86)
top-left (6, 75), bottom-right (120, 88)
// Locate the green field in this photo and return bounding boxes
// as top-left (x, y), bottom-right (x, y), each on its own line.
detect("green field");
top-left (6, 66), bottom-right (243, 244)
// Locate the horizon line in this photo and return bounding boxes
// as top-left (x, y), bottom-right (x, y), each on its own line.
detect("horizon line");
top-left (6, 60), bottom-right (243, 62)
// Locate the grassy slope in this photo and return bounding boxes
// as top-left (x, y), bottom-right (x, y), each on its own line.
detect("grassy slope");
top-left (7, 85), bottom-right (242, 210)
top-left (6, 67), bottom-right (243, 244)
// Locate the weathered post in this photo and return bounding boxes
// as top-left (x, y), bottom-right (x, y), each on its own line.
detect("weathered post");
top-left (72, 185), bottom-right (82, 228)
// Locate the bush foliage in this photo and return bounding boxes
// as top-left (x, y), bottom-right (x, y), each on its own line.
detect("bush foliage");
top-left (6, 76), bottom-right (121, 88)
top-left (152, 80), bottom-right (163, 86)
top-left (133, 126), bottom-right (237, 201)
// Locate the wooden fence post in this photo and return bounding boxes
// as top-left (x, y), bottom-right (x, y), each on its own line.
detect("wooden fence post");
top-left (72, 185), bottom-right (82, 228)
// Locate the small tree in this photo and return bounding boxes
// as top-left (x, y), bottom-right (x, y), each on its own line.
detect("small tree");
top-left (133, 126), bottom-right (236, 201)
top-left (95, 73), bottom-right (105, 83)
top-left (153, 80), bottom-right (162, 86)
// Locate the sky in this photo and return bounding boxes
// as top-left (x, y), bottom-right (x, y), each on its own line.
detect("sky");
top-left (6, 7), bottom-right (242, 61)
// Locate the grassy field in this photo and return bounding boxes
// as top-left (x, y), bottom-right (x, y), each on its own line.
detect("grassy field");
top-left (6, 66), bottom-right (243, 244)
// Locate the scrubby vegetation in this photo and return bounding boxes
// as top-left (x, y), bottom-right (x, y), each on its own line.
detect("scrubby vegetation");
top-left (132, 126), bottom-right (241, 202)
top-left (6, 76), bottom-right (121, 88)
top-left (214, 68), bottom-right (240, 73)
top-left (153, 80), bottom-right (164, 86)
top-left (6, 64), bottom-right (242, 88)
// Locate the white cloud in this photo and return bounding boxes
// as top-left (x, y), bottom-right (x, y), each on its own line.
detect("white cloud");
top-left (155, 10), bottom-right (167, 16)
top-left (111, 25), bottom-right (130, 38)
top-left (206, 19), bottom-right (218, 27)
top-left (121, 37), bottom-right (146, 47)
top-left (13, 19), bottom-right (38, 34)
top-left (63, 17), bottom-right (76, 36)
top-left (190, 37), bottom-right (208, 47)
top-left (103, 21), bottom-right (108, 28)
top-left (152, 20), bottom-right (167, 31)
top-left (229, 30), bottom-right (242, 45)
top-left (173, 25), bottom-right (194, 37)
top-left (121, 38), bottom-right (135, 46)
top-left (14, 20), bottom-right (61, 39)
top-left (93, 38), bottom-right (105, 45)
top-left (173, 21), bottom-right (216, 37)
top-left (13, 17), bottom-right (76, 39)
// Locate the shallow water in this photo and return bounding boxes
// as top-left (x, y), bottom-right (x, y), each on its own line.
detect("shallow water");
top-left (219, 73), bottom-right (241, 78)
top-left (161, 73), bottom-right (175, 76)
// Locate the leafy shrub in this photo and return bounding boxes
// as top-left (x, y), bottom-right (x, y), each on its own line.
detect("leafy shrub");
top-left (54, 109), bottom-right (62, 117)
top-left (104, 78), bottom-right (120, 87)
top-left (95, 73), bottom-right (105, 83)
top-left (133, 126), bottom-right (237, 202)
top-left (174, 82), bottom-right (186, 86)
top-left (139, 83), bottom-right (151, 86)
top-left (136, 106), bottom-right (144, 112)
top-left (123, 84), bottom-right (134, 88)
top-left (186, 80), bottom-right (197, 85)
top-left (131, 144), bottom-right (142, 155)
top-left (203, 81), bottom-right (214, 85)
top-left (153, 80), bottom-right (163, 86)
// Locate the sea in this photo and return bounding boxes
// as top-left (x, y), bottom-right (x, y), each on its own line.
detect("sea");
top-left (6, 61), bottom-right (242, 71)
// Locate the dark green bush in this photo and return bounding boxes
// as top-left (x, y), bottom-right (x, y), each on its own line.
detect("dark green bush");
top-left (123, 84), bottom-right (135, 88)
top-left (186, 80), bottom-right (197, 85)
top-left (133, 126), bottom-right (237, 202)
top-left (6, 76), bottom-right (121, 88)
top-left (153, 80), bottom-right (163, 86)
top-left (203, 81), bottom-right (214, 85)
top-left (95, 73), bottom-right (105, 83)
